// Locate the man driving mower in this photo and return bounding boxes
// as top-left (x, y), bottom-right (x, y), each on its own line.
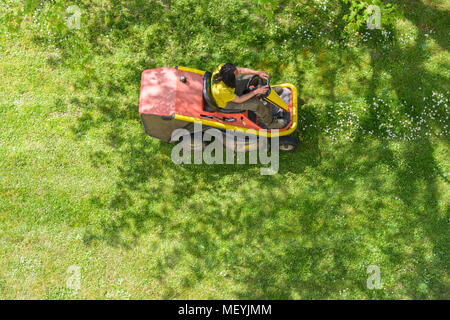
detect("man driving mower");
top-left (212, 63), bottom-right (286, 129)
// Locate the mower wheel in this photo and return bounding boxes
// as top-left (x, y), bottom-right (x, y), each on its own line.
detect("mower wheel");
top-left (278, 135), bottom-right (298, 152)
top-left (185, 133), bottom-right (207, 152)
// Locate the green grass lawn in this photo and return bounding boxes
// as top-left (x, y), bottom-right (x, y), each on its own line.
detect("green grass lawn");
top-left (0, 0), bottom-right (448, 299)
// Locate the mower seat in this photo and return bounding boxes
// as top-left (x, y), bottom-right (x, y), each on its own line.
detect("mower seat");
top-left (203, 72), bottom-right (245, 114)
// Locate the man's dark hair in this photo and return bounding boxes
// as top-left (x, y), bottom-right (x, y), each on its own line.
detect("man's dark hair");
top-left (213, 63), bottom-right (237, 88)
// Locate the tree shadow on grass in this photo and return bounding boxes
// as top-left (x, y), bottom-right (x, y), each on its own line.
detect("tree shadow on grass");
top-left (391, 139), bottom-right (448, 298)
top-left (396, 0), bottom-right (450, 51)
top-left (80, 115), bottom-right (448, 299)
top-left (355, 3), bottom-right (449, 297)
top-left (67, 0), bottom-right (449, 299)
top-left (80, 66), bottom-right (448, 298)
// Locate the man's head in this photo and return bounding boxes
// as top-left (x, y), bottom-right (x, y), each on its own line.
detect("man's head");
top-left (214, 63), bottom-right (237, 88)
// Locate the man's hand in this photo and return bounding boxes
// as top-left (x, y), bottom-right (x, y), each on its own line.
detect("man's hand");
top-left (257, 71), bottom-right (269, 80)
top-left (232, 85), bottom-right (269, 103)
top-left (253, 85), bottom-right (269, 96)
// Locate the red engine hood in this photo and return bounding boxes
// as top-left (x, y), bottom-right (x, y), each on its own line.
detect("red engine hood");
top-left (139, 67), bottom-right (204, 117)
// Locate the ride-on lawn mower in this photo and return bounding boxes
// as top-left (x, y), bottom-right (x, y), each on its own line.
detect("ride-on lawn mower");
top-left (139, 66), bottom-right (299, 151)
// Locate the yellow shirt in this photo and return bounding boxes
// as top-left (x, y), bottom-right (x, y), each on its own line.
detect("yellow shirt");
top-left (211, 63), bottom-right (236, 108)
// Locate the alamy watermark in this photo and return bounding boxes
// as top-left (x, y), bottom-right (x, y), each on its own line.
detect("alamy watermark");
top-left (170, 122), bottom-right (279, 175)
top-left (367, 5), bottom-right (381, 30)
top-left (366, 265), bottom-right (381, 289)
top-left (66, 265), bottom-right (81, 292)
top-left (66, 5), bottom-right (81, 30)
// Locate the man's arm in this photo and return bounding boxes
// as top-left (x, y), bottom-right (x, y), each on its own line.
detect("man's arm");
top-left (236, 67), bottom-right (269, 79)
top-left (231, 86), bottom-right (269, 103)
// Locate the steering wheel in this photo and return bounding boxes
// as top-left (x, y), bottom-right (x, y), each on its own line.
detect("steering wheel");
top-left (246, 75), bottom-right (271, 99)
